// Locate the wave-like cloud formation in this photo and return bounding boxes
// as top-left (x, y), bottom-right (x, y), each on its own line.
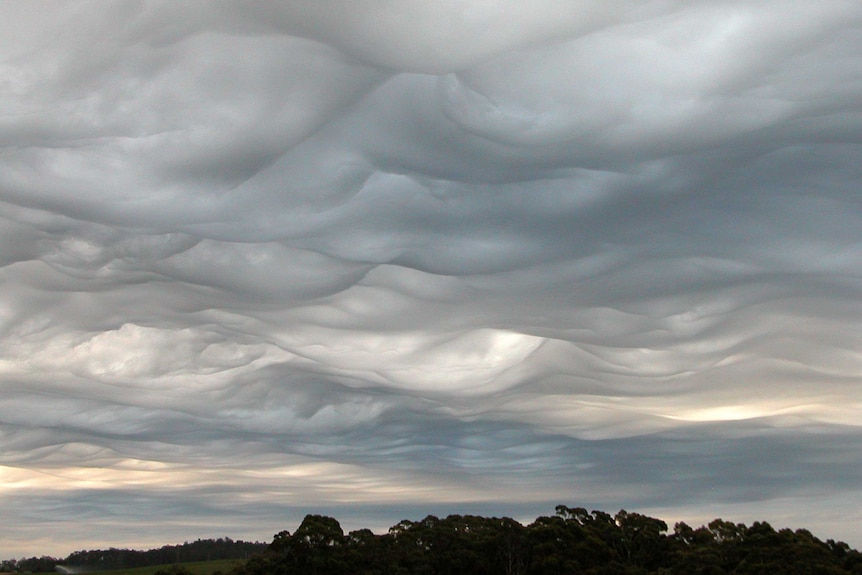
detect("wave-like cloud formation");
top-left (2, 0), bottom-right (861, 555)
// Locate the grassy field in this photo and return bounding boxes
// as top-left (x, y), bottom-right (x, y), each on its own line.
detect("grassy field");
top-left (65, 559), bottom-right (244, 575)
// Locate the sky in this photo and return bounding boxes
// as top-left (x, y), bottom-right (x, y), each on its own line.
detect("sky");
top-left (1, 0), bottom-right (862, 559)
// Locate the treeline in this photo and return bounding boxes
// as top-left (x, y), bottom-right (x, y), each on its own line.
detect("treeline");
top-left (1, 538), bottom-right (266, 573)
top-left (231, 506), bottom-right (862, 575)
top-left (5, 506), bottom-right (862, 574)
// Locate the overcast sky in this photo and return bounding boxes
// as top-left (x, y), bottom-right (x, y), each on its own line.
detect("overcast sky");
top-left (2, 0), bottom-right (862, 558)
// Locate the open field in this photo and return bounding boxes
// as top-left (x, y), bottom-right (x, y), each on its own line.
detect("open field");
top-left (64, 559), bottom-right (244, 575)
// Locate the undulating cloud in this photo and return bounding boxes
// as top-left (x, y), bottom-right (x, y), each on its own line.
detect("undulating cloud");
top-left (1, 0), bottom-right (861, 556)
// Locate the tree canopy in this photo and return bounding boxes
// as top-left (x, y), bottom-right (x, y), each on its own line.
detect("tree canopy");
top-left (5, 507), bottom-right (860, 575)
top-left (230, 507), bottom-right (862, 575)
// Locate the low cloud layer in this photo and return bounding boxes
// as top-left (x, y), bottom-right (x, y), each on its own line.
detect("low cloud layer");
top-left (2, 0), bottom-right (861, 556)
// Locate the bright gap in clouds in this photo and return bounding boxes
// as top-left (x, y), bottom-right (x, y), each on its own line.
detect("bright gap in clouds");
top-left (1, 0), bottom-right (862, 557)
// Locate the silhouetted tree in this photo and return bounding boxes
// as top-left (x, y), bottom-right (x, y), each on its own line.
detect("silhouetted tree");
top-left (9, 506), bottom-right (861, 575)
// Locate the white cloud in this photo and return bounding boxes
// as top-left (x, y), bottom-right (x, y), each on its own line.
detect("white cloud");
top-left (1, 0), bottom-right (862, 557)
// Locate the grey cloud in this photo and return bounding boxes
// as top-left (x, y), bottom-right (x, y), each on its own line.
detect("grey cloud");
top-left (125, 0), bottom-right (651, 73)
top-left (2, 0), bottom-right (862, 558)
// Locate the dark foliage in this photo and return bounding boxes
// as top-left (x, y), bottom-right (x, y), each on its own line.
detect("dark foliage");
top-left (230, 506), bottom-right (862, 575)
top-left (1, 557), bottom-right (60, 574)
top-left (5, 507), bottom-right (861, 575)
top-left (2, 538), bottom-right (266, 573)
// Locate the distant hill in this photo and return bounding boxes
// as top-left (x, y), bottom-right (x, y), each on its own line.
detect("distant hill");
top-left (1, 539), bottom-right (266, 573)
